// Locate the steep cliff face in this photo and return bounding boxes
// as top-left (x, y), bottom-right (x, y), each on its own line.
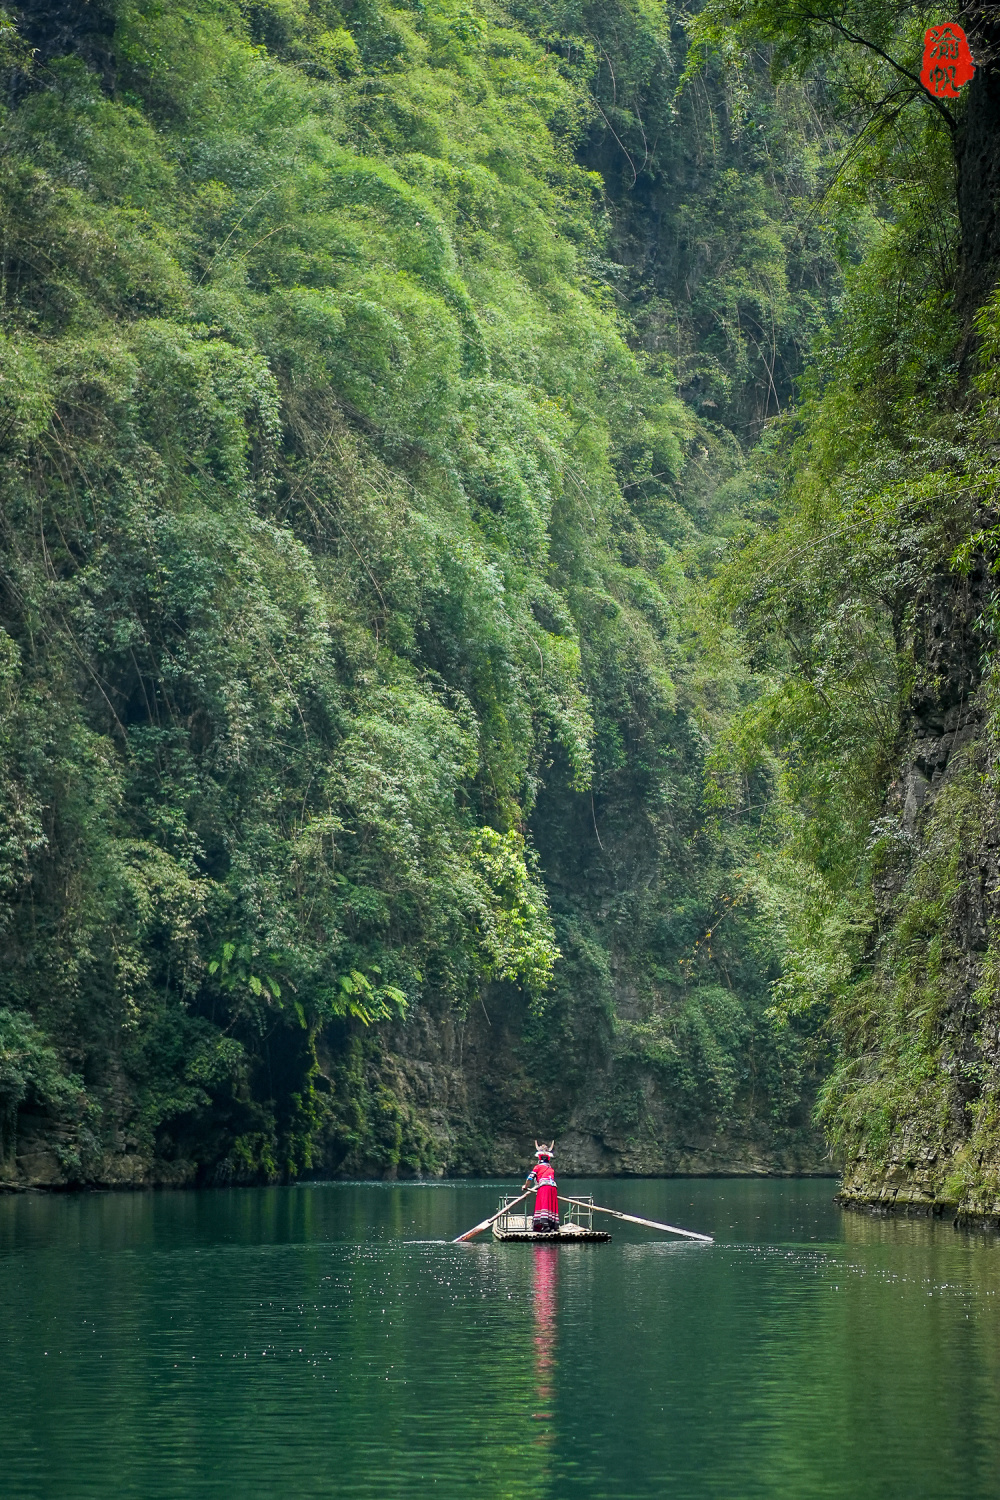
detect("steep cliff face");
top-left (2, 979), bottom-right (830, 1189)
top-left (836, 571), bottom-right (1000, 1218)
top-left (682, 2), bottom-right (1000, 1220)
top-left (833, 27), bottom-right (1000, 1216)
top-left (374, 993), bottom-right (829, 1179)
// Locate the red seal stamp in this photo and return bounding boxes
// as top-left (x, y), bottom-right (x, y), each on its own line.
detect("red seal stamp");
top-left (920, 24), bottom-right (975, 98)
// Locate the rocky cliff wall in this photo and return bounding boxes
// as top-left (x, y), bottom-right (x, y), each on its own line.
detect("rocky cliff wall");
top-left (2, 987), bottom-right (831, 1191)
top-left (374, 999), bottom-right (833, 1179)
top-left (835, 566), bottom-right (1000, 1221)
top-left (824, 16), bottom-right (1000, 1224)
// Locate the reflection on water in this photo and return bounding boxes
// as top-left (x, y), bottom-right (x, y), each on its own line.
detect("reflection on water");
top-left (3, 1178), bottom-right (1000, 1499)
top-left (531, 1246), bottom-right (558, 1444)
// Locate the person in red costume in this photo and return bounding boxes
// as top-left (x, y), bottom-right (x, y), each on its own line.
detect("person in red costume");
top-left (524, 1141), bottom-right (559, 1234)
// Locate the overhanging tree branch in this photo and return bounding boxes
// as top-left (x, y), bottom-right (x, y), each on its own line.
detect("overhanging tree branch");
top-left (802, 8), bottom-right (958, 132)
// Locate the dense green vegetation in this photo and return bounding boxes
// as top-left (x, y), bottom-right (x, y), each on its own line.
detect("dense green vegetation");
top-left (15, 0), bottom-right (988, 1187)
top-left (0, 0), bottom-right (643, 1179)
top-left (0, 0), bottom-right (838, 1182)
top-left (693, 0), bottom-right (1000, 1205)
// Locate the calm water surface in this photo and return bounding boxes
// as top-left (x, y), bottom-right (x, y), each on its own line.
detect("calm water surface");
top-left (3, 1177), bottom-right (1000, 1498)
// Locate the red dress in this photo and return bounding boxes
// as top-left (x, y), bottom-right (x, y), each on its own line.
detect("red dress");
top-left (527, 1160), bottom-right (558, 1232)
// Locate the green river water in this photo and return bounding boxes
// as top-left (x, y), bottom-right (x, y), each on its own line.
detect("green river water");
top-left (3, 1177), bottom-right (1000, 1499)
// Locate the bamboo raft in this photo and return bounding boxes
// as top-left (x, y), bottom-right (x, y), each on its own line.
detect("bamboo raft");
top-left (453, 1188), bottom-right (712, 1245)
top-left (491, 1194), bottom-right (611, 1243)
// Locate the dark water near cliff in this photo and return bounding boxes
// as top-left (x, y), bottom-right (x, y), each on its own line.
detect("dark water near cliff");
top-left (3, 1177), bottom-right (1000, 1498)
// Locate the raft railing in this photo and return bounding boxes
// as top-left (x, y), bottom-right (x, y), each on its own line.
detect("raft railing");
top-left (493, 1193), bottom-right (596, 1233)
top-left (494, 1195), bottom-right (533, 1233)
top-left (561, 1194), bottom-right (594, 1231)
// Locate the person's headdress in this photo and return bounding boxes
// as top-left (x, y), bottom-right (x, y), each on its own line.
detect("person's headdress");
top-left (534, 1138), bottom-right (555, 1159)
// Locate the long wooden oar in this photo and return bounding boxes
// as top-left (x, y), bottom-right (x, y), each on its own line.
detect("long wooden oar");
top-left (560, 1196), bottom-right (713, 1243)
top-left (453, 1189), bottom-right (533, 1243)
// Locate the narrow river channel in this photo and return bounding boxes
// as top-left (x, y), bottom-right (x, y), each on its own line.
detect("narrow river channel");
top-left (3, 1178), bottom-right (999, 1498)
